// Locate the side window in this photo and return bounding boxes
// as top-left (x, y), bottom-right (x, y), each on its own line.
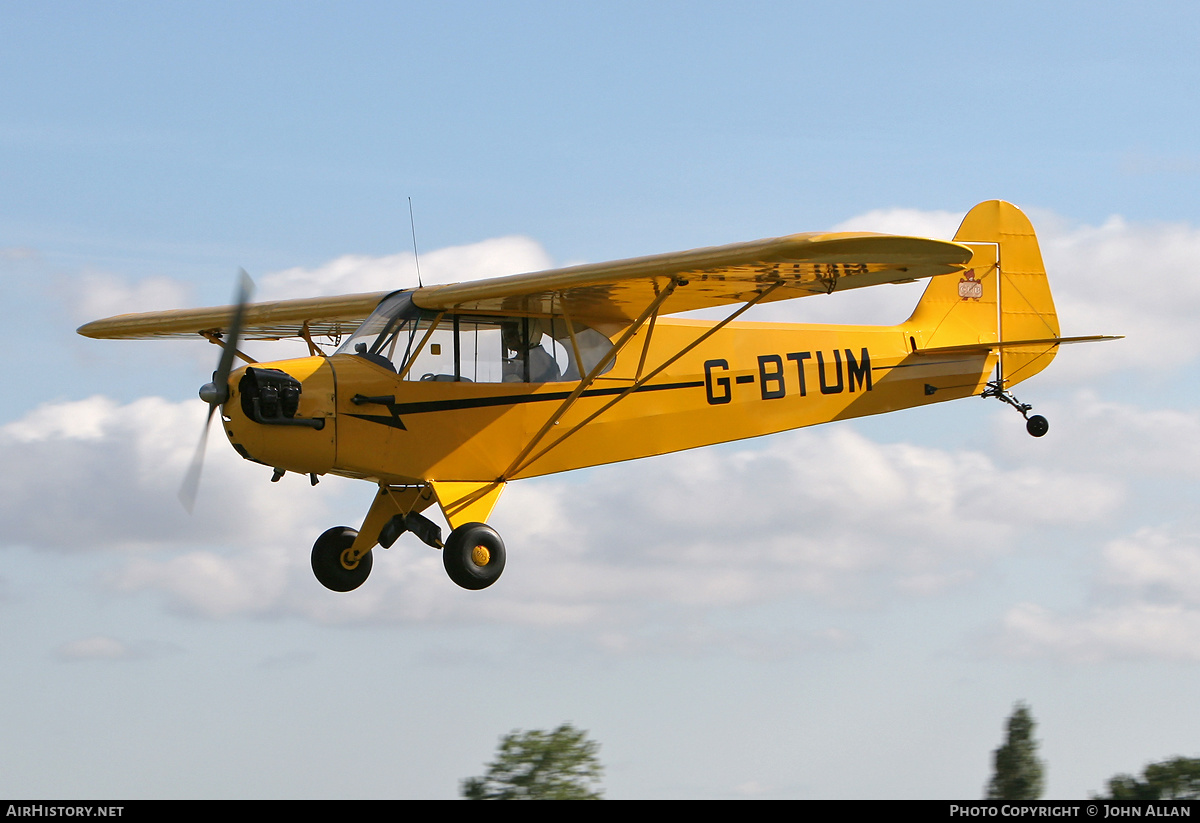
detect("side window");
top-left (557, 326), bottom-right (615, 379)
top-left (459, 319), bottom-right (505, 383)
top-left (406, 326), bottom-right (458, 382)
top-left (398, 314), bottom-right (614, 384)
top-left (501, 318), bottom-right (563, 383)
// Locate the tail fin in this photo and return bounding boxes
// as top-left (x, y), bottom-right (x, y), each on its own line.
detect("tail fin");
top-left (904, 200), bottom-right (1060, 387)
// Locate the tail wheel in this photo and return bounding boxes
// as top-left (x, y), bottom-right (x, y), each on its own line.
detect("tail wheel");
top-left (443, 523), bottom-right (505, 590)
top-left (1026, 415), bottom-right (1049, 437)
top-left (311, 526), bottom-right (372, 592)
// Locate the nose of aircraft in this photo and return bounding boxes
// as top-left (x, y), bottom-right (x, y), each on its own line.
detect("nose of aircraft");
top-left (221, 356), bottom-right (337, 477)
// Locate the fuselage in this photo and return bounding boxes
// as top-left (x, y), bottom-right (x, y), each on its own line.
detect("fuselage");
top-left (221, 315), bottom-right (998, 485)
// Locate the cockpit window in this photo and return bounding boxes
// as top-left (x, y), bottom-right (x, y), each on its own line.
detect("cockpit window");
top-left (333, 291), bottom-right (418, 370)
top-left (336, 293), bottom-right (615, 383)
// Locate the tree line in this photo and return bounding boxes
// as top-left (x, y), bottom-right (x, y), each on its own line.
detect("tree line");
top-left (457, 709), bottom-right (1198, 798)
top-left (987, 701), bottom-right (1199, 800)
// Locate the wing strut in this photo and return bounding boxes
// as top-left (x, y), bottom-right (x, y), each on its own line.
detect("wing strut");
top-left (299, 321), bottom-right (328, 357)
top-left (504, 280), bottom-right (785, 480)
top-left (633, 301), bottom-right (661, 382)
top-left (199, 330), bottom-right (258, 365)
top-left (558, 299), bottom-right (586, 379)
top-left (498, 279), bottom-right (683, 481)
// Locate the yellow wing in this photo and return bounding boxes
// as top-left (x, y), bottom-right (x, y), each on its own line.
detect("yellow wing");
top-left (413, 232), bottom-right (972, 321)
top-left (76, 232), bottom-right (972, 340)
top-left (77, 291), bottom-right (391, 341)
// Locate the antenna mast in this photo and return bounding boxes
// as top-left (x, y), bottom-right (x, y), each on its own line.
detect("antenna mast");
top-left (408, 197), bottom-right (424, 288)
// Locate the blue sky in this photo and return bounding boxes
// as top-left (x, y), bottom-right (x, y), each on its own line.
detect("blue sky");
top-left (3, 1), bottom-right (1200, 799)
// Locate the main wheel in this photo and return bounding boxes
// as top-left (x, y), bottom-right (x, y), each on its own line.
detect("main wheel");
top-left (443, 522), bottom-right (506, 590)
top-left (311, 526), bottom-right (372, 592)
top-left (1026, 414), bottom-right (1049, 438)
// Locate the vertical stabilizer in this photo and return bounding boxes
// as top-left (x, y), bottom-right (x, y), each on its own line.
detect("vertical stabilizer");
top-left (905, 200), bottom-right (1060, 387)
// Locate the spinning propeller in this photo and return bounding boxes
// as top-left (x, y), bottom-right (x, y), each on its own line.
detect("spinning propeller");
top-left (179, 270), bottom-right (255, 512)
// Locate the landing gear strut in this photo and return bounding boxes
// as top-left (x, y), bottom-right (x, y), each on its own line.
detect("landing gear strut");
top-left (982, 379), bottom-right (1048, 437)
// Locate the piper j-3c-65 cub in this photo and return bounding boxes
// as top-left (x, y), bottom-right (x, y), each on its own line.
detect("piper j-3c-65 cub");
top-left (78, 200), bottom-right (1118, 594)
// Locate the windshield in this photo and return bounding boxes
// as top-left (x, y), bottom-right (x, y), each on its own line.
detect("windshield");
top-left (334, 291), bottom-right (421, 364)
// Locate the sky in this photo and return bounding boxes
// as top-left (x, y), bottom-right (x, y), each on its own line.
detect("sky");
top-left (2, 0), bottom-right (1199, 800)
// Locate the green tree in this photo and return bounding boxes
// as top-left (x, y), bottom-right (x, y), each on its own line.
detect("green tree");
top-left (1099, 757), bottom-right (1200, 800)
top-left (985, 702), bottom-right (1044, 800)
top-left (462, 723), bottom-right (604, 800)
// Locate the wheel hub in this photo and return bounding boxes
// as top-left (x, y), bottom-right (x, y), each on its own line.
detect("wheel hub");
top-left (471, 544), bottom-right (491, 566)
top-left (340, 548), bottom-right (360, 570)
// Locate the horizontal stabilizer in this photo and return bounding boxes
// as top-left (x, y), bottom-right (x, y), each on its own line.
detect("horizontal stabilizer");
top-left (917, 335), bottom-right (1123, 356)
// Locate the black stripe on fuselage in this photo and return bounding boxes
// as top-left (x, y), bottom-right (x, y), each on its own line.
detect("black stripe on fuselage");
top-left (347, 379), bottom-right (706, 425)
top-left (873, 356), bottom-right (988, 372)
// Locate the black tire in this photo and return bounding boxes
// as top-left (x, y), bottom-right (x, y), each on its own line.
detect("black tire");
top-left (311, 526), bottom-right (372, 592)
top-left (1026, 415), bottom-right (1049, 438)
top-left (443, 522), bottom-right (505, 590)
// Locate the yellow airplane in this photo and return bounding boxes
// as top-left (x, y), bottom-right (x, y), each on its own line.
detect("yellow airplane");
top-left (78, 200), bottom-right (1116, 593)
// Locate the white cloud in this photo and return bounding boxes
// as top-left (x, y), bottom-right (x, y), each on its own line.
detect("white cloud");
top-left (115, 543), bottom-right (301, 619)
top-left (831, 208), bottom-right (962, 239)
top-left (980, 389), bottom-right (1200, 663)
top-left (0, 394), bottom-right (1121, 632)
top-left (998, 602), bottom-right (1200, 663)
top-left (257, 236), bottom-right (553, 300)
top-left (1100, 528), bottom-right (1200, 605)
top-left (118, 423), bottom-right (1117, 626)
top-left (998, 391), bottom-right (1200, 481)
top-left (484, 427), bottom-right (1121, 614)
top-left (1041, 216), bottom-right (1200, 375)
top-left (998, 527), bottom-right (1200, 662)
top-left (70, 271), bottom-right (192, 325)
top-left (0, 396), bottom-right (346, 554)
